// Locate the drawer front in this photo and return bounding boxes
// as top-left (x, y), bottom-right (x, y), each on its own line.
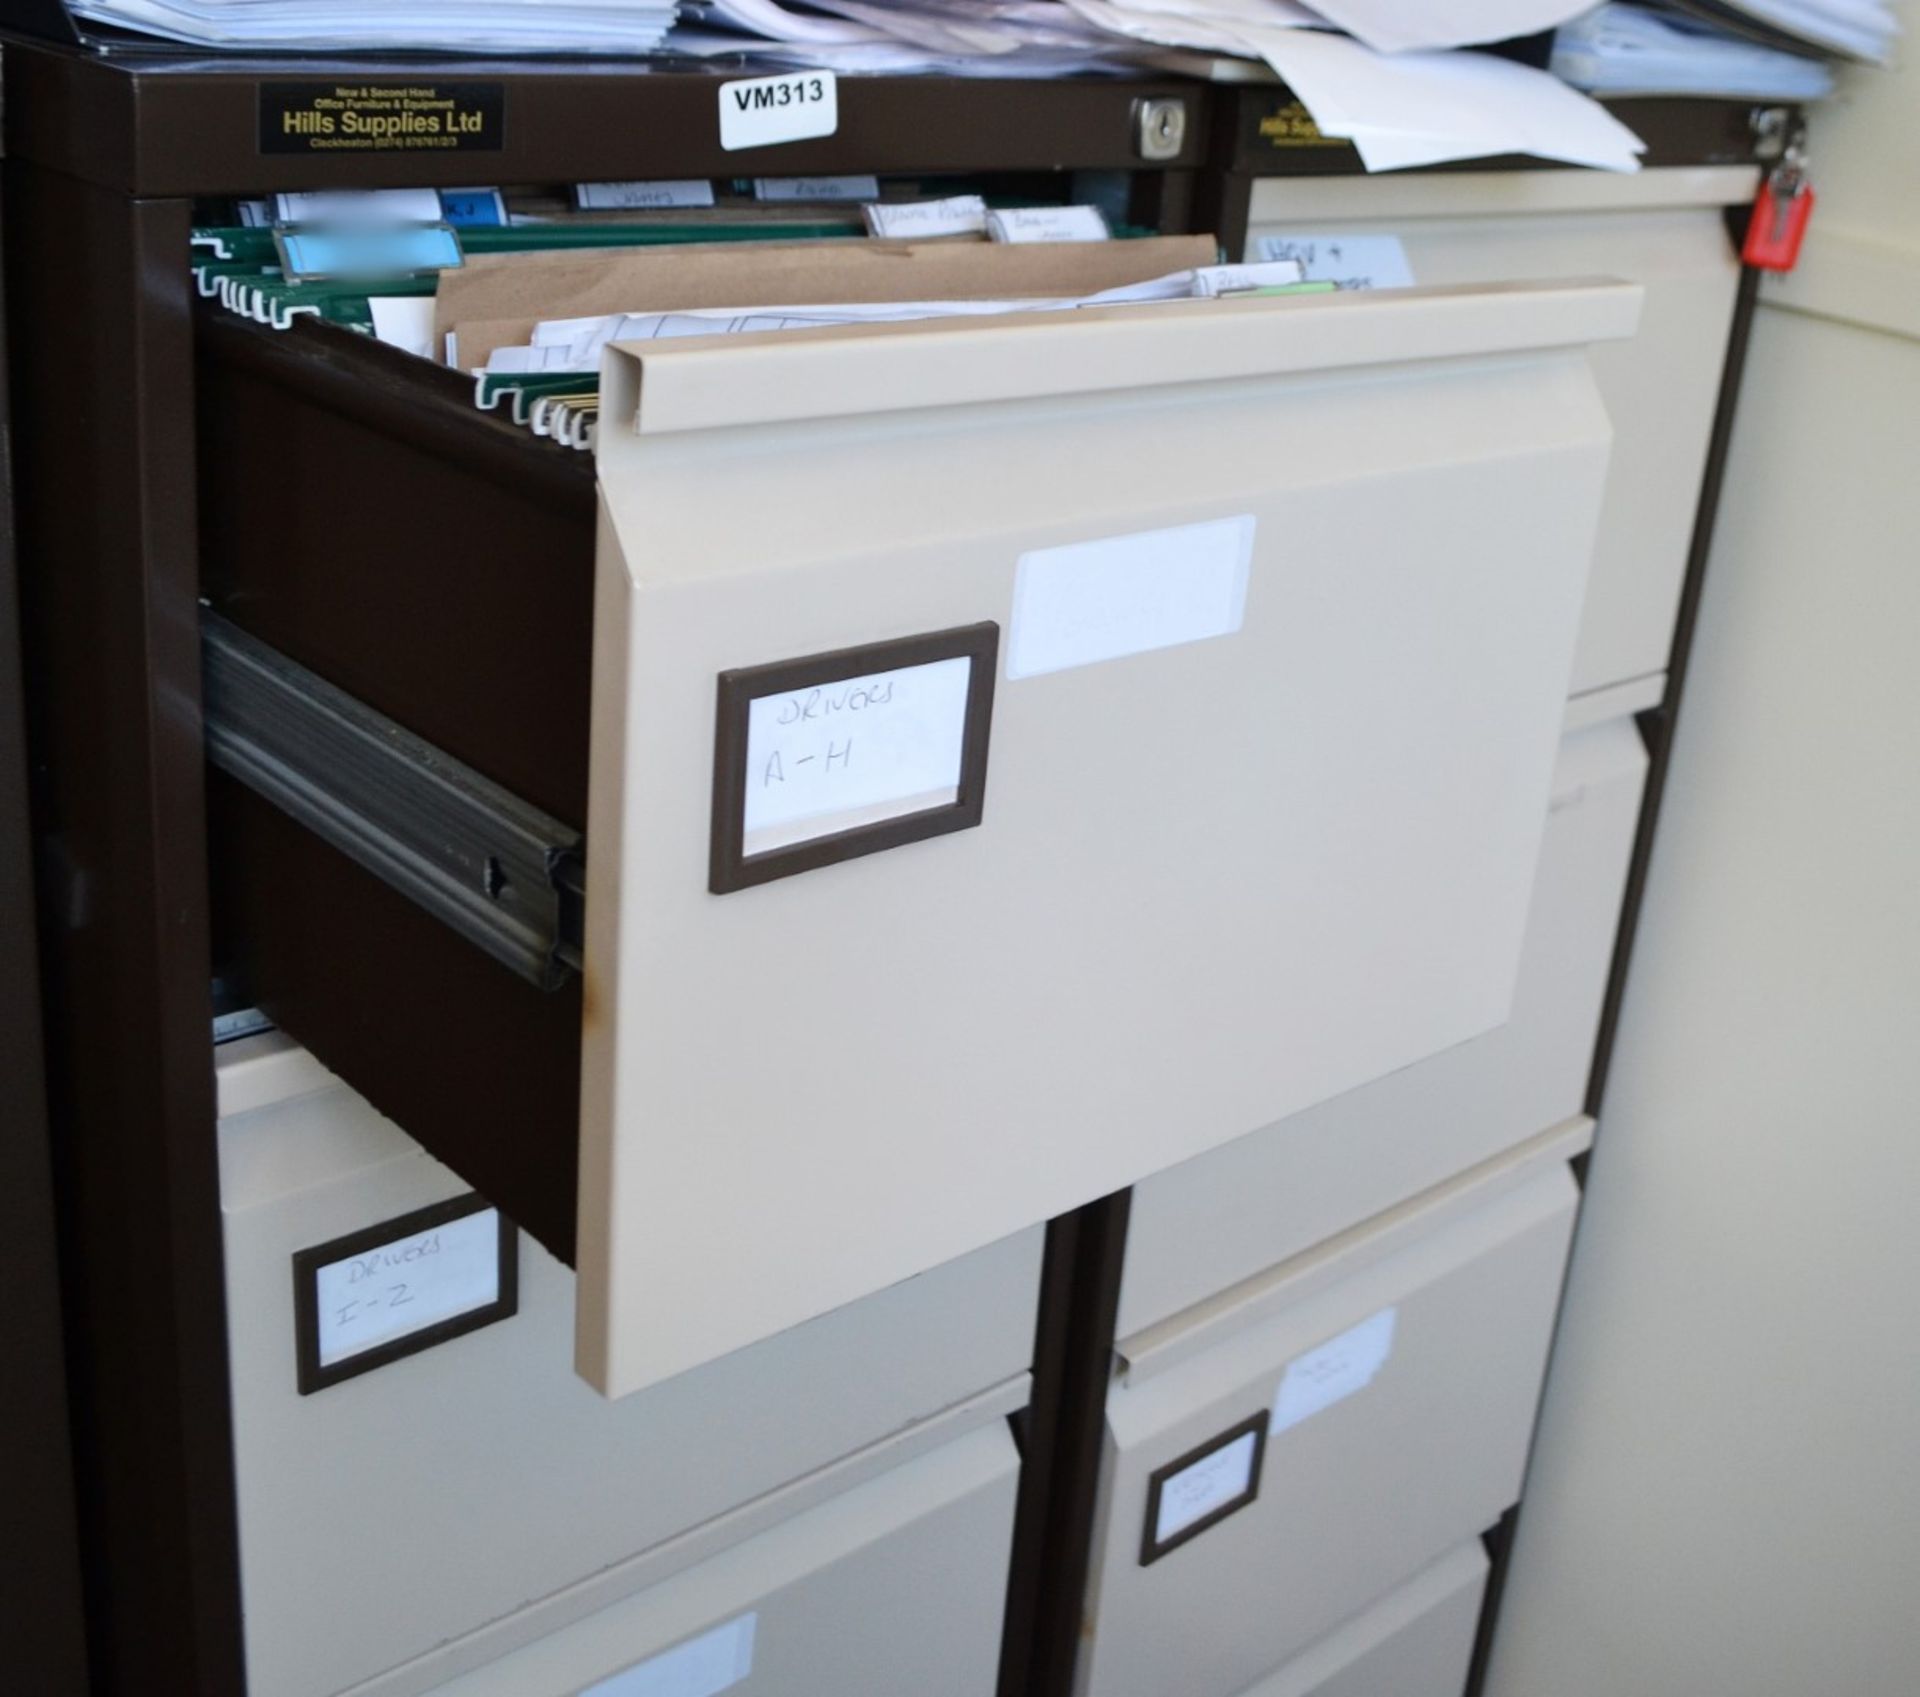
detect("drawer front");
top-left (1118, 712), bottom-right (1647, 1338)
top-left (1078, 1161), bottom-right (1578, 1697)
top-left (419, 1419), bottom-right (1021, 1697)
top-left (217, 1037), bottom-right (1038, 1697)
top-left (1238, 1542), bottom-right (1487, 1697)
top-left (582, 281), bottom-right (1637, 1393)
top-left (1243, 170), bottom-right (1745, 697)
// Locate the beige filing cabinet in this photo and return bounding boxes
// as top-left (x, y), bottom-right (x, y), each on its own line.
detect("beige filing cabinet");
top-left (1119, 706), bottom-right (1648, 1339)
top-left (1075, 1129), bottom-right (1582, 1697)
top-left (579, 280), bottom-right (1637, 1395)
top-left (1240, 167), bottom-right (1750, 698)
top-left (1238, 1543), bottom-right (1488, 1697)
top-left (216, 1034), bottom-right (1037, 1697)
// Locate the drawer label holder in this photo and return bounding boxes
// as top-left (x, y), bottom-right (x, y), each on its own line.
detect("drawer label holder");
top-left (293, 1194), bottom-right (518, 1394)
top-left (710, 623), bottom-right (999, 894)
top-left (1140, 1411), bottom-right (1269, 1566)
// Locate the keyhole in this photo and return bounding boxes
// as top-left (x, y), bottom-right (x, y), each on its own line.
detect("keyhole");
top-left (483, 857), bottom-right (509, 901)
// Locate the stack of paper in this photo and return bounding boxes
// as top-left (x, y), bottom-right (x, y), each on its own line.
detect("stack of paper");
top-left (1554, 5), bottom-right (1838, 96)
top-left (1038, 2), bottom-right (1648, 170)
top-left (1666, 0), bottom-right (1898, 60)
top-left (485, 258), bottom-right (1310, 376)
top-left (65, 0), bottom-right (678, 52)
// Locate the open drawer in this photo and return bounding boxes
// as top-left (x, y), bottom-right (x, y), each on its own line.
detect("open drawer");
top-left (202, 275), bottom-right (1639, 1395)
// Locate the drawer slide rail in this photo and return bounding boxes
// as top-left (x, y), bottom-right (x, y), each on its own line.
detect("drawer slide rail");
top-left (201, 613), bottom-right (582, 990)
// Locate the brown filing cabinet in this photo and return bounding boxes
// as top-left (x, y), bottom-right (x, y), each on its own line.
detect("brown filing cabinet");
top-left (0, 31), bottom-right (1783, 1695)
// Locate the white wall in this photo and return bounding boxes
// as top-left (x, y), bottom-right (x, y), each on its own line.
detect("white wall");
top-left (1482, 40), bottom-right (1920, 1697)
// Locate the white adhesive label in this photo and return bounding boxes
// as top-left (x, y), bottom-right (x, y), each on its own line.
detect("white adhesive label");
top-left (580, 1613), bottom-right (757, 1697)
top-left (1272, 1307), bottom-right (1398, 1435)
top-left (577, 180), bottom-right (716, 211)
top-left (1254, 233), bottom-right (1415, 291)
top-left (312, 1208), bottom-right (502, 1369)
top-left (1008, 515), bottom-right (1254, 681)
top-left (987, 204), bottom-right (1111, 244)
top-left (1155, 1431), bottom-right (1259, 1545)
top-left (742, 656), bottom-right (973, 856)
top-left (718, 70), bottom-right (839, 151)
top-left (864, 195), bottom-right (990, 238)
top-left (755, 175), bottom-right (879, 202)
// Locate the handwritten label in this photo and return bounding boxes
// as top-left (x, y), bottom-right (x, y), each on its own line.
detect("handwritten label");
top-left (1155, 1430), bottom-right (1259, 1545)
top-left (577, 180), bottom-right (716, 211)
top-left (1008, 515), bottom-right (1255, 681)
top-left (755, 175), bottom-right (879, 202)
top-left (718, 70), bottom-right (838, 152)
top-left (987, 204), bottom-right (1111, 244)
top-left (1272, 1307), bottom-right (1398, 1435)
top-left (1254, 233), bottom-right (1415, 292)
top-left (864, 195), bottom-right (990, 239)
top-left (312, 1207), bottom-right (503, 1369)
top-left (581, 1613), bottom-right (757, 1697)
top-left (742, 656), bottom-right (973, 857)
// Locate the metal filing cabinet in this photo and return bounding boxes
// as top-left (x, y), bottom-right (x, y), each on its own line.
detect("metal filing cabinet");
top-left (204, 271), bottom-right (1637, 1396)
top-left (1075, 1129), bottom-right (1582, 1697)
top-left (216, 1034), bottom-right (1036, 1697)
top-left (1118, 707), bottom-right (1648, 1339)
top-left (1236, 167), bottom-right (1750, 698)
top-left (1236, 1543), bottom-right (1488, 1697)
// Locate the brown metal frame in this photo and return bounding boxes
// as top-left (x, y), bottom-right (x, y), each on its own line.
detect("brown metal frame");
top-left (0, 170), bottom-right (91, 1697)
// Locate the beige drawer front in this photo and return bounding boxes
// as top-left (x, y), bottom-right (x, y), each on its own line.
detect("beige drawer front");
top-left (1244, 167), bottom-right (1748, 699)
top-left (582, 280), bottom-right (1638, 1395)
top-left (1118, 710), bottom-right (1647, 1338)
top-left (422, 1415), bottom-right (1020, 1697)
top-left (1238, 1542), bottom-right (1488, 1697)
top-left (1077, 1147), bottom-right (1578, 1697)
top-left (216, 1036), bottom-right (1037, 1697)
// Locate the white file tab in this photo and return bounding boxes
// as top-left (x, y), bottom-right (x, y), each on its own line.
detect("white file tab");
top-left (743, 656), bottom-right (972, 856)
top-left (577, 180), bottom-right (716, 211)
top-left (988, 204), bottom-right (1111, 243)
top-left (1255, 233), bottom-right (1415, 291)
top-left (718, 70), bottom-right (838, 150)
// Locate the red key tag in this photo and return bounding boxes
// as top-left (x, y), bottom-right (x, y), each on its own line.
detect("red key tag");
top-left (1744, 163), bottom-right (1814, 272)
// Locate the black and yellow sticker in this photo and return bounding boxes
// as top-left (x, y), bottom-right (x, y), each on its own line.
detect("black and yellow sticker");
top-left (1258, 100), bottom-right (1338, 150)
top-left (260, 83), bottom-right (505, 155)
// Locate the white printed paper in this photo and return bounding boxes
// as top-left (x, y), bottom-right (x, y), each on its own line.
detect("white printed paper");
top-left (577, 180), bottom-right (716, 211)
top-left (1007, 515), bottom-right (1254, 681)
top-left (863, 194), bottom-right (990, 239)
top-left (987, 205), bottom-right (1111, 244)
top-left (311, 1208), bottom-right (502, 1369)
top-left (754, 175), bottom-right (880, 202)
top-left (1253, 233), bottom-right (1414, 292)
top-left (582, 1613), bottom-right (757, 1697)
top-left (1155, 1430), bottom-right (1259, 1545)
top-left (718, 70), bottom-right (839, 151)
top-left (742, 656), bottom-right (974, 856)
top-left (368, 296), bottom-right (437, 361)
top-left (1272, 1307), bottom-right (1398, 1435)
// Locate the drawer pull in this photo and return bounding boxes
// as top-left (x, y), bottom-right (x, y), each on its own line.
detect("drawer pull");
top-left (202, 613), bottom-right (581, 990)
